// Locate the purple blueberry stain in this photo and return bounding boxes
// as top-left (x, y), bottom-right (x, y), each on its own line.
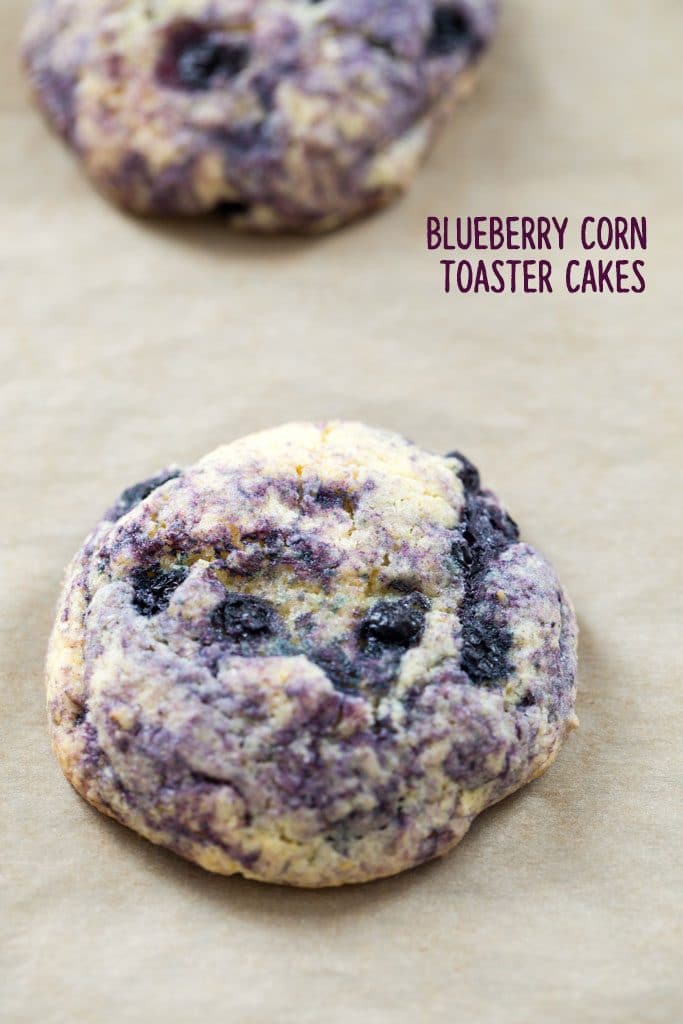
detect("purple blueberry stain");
top-left (71, 701), bottom-right (87, 727)
top-left (443, 713), bottom-right (504, 788)
top-left (35, 66), bottom-right (77, 142)
top-left (314, 486), bottom-right (357, 512)
top-left (214, 120), bottom-right (272, 158)
top-left (309, 643), bottom-right (360, 694)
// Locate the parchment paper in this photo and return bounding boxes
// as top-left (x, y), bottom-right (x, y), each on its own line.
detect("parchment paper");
top-left (2, 1), bottom-right (682, 1022)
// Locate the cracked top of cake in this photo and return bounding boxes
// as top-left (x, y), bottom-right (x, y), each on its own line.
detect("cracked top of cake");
top-left (47, 421), bottom-right (577, 886)
top-left (23, 0), bottom-right (499, 230)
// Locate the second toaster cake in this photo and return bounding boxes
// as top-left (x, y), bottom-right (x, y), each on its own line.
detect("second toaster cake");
top-left (23, 0), bottom-right (500, 231)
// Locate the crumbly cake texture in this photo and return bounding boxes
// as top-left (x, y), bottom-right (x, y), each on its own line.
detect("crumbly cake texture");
top-left (47, 422), bottom-right (578, 887)
top-left (22, 0), bottom-right (499, 232)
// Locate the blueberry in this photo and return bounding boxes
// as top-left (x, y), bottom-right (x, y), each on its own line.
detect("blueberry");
top-left (212, 200), bottom-right (251, 218)
top-left (452, 492), bottom-right (519, 687)
top-left (359, 593), bottom-right (430, 656)
top-left (446, 450), bottom-right (481, 494)
top-left (460, 615), bottom-right (512, 684)
top-left (178, 39), bottom-right (249, 90)
top-left (427, 6), bottom-right (481, 59)
top-left (157, 22), bottom-right (249, 92)
top-left (211, 593), bottom-right (280, 645)
top-left (132, 565), bottom-right (188, 617)
top-left (112, 469), bottom-right (181, 520)
top-left (389, 577), bottom-right (422, 595)
top-left (460, 494), bottom-right (519, 576)
top-left (450, 532), bottom-right (472, 569)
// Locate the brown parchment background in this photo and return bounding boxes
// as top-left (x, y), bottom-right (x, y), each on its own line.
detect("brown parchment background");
top-left (2, 1), bottom-right (682, 1022)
